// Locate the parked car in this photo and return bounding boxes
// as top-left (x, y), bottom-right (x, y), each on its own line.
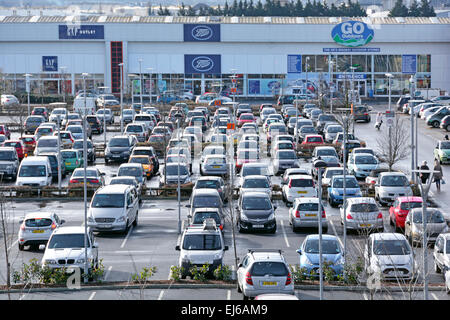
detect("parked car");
top-left (340, 197), bottom-right (383, 233)
top-left (4, 139), bottom-right (25, 160)
top-left (0, 147), bottom-right (19, 180)
top-left (237, 191), bottom-right (277, 233)
top-left (117, 163), bottom-right (145, 186)
top-left (72, 139), bottom-right (96, 163)
top-left (364, 233), bottom-right (415, 281)
top-left (280, 167), bottom-right (310, 185)
top-left (188, 208), bottom-right (224, 231)
top-left (327, 175), bottom-right (362, 207)
top-left (25, 115), bottom-right (46, 134)
top-left (55, 131), bottom-right (75, 149)
top-left (69, 167), bottom-right (105, 189)
top-left (159, 163), bottom-right (191, 187)
top-left (324, 124), bottom-right (344, 143)
top-left (201, 155), bottom-right (228, 177)
top-left (193, 176), bottom-right (228, 202)
top-left (0, 125), bottom-right (11, 140)
top-left (433, 233), bottom-right (450, 278)
top-left (1, 94), bottom-right (19, 107)
top-left (49, 108), bottom-right (68, 123)
top-left (96, 94), bottom-right (119, 108)
top-left (16, 156), bottom-right (52, 187)
top-left (375, 172), bottom-right (413, 206)
top-left (434, 140), bottom-right (450, 164)
top-left (237, 249), bottom-right (294, 300)
top-left (128, 155), bottom-right (154, 179)
top-left (241, 175), bottom-right (272, 198)
top-left (353, 105), bottom-right (371, 123)
top-left (131, 146), bottom-right (159, 173)
top-left (365, 168), bottom-right (390, 186)
top-left (282, 174), bottom-right (317, 204)
top-left (109, 176), bottom-right (142, 201)
top-left (125, 123), bottom-right (148, 142)
top-left (61, 149), bottom-right (83, 172)
top-left (105, 135), bottom-right (136, 164)
top-left (289, 197), bottom-right (327, 232)
top-left (66, 125), bottom-right (85, 141)
top-left (347, 153), bottom-right (379, 179)
top-left (39, 152), bottom-right (67, 182)
top-left (441, 115), bottom-right (450, 132)
top-left (426, 106), bottom-right (450, 128)
top-left (186, 189), bottom-right (223, 218)
top-left (405, 208), bottom-right (448, 245)
top-left (389, 196), bottom-right (423, 232)
top-left (238, 162), bottom-right (271, 186)
top-left (96, 108), bottom-right (114, 125)
top-left (272, 150), bottom-right (300, 175)
top-left (86, 115), bottom-right (103, 134)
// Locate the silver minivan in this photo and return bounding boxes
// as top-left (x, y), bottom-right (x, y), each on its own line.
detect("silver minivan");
top-left (87, 184), bottom-right (139, 234)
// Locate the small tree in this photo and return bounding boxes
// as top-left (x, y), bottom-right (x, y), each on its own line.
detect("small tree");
top-left (389, 0), bottom-right (409, 17)
top-left (376, 117), bottom-right (410, 171)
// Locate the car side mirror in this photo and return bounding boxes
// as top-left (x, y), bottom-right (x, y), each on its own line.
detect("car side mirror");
top-left (175, 245), bottom-right (180, 251)
top-left (101, 172), bottom-right (106, 176)
top-left (238, 263), bottom-right (243, 268)
top-left (93, 242), bottom-right (99, 249)
top-left (224, 246), bottom-right (229, 251)
top-left (60, 219), bottom-right (66, 224)
top-left (296, 249), bottom-right (302, 255)
top-left (185, 205), bottom-right (190, 208)
top-left (19, 219), bottom-right (24, 224)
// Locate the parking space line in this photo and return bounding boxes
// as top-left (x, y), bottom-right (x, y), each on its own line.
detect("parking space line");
top-left (280, 220), bottom-right (290, 248)
top-left (120, 226), bottom-right (134, 249)
top-left (329, 220), bottom-right (344, 249)
top-left (363, 292), bottom-right (368, 300)
top-left (158, 290), bottom-right (165, 300)
top-left (104, 266), bottom-right (112, 280)
top-left (7, 239), bottom-right (18, 252)
top-left (431, 293), bottom-right (439, 300)
top-left (89, 292), bottom-right (96, 300)
top-left (227, 290), bottom-right (231, 300)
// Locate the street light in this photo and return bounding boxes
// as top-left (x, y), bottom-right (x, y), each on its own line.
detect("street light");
top-left (138, 59), bottom-right (143, 107)
top-left (329, 59), bottom-right (335, 114)
top-left (313, 158), bottom-right (327, 300)
top-left (146, 67), bottom-right (153, 105)
top-left (118, 63), bottom-right (124, 134)
top-left (98, 86), bottom-right (109, 150)
top-left (350, 66), bottom-right (357, 107)
top-left (292, 85), bottom-right (301, 145)
top-left (305, 57), bottom-right (310, 105)
top-left (81, 72), bottom-right (89, 283)
top-left (174, 113), bottom-right (183, 235)
top-left (385, 73), bottom-right (394, 112)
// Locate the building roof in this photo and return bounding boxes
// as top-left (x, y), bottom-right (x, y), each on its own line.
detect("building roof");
top-left (0, 15), bottom-right (449, 24)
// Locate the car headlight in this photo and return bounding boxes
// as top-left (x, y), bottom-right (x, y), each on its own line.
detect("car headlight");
top-left (6, 165), bottom-right (13, 169)
top-left (240, 212), bottom-right (249, 221)
top-left (87, 216), bottom-right (94, 223)
top-left (122, 150), bottom-right (130, 155)
top-left (76, 259), bottom-right (85, 264)
top-left (413, 226), bottom-right (423, 235)
top-left (185, 176), bottom-right (191, 183)
top-left (116, 216), bottom-right (126, 223)
top-left (268, 213), bottom-right (275, 221)
top-left (304, 257), bottom-right (314, 266)
top-left (332, 189), bottom-right (340, 196)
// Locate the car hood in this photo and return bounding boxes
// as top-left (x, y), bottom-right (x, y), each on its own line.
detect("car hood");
top-left (438, 149), bottom-right (450, 156)
top-left (43, 248), bottom-right (89, 261)
top-left (36, 147), bottom-right (58, 154)
top-left (354, 164), bottom-right (379, 171)
top-left (89, 207), bottom-right (125, 219)
top-left (107, 147), bottom-right (129, 152)
top-left (374, 254), bottom-right (412, 267)
top-left (379, 186), bottom-right (412, 193)
top-left (241, 208), bottom-right (273, 219)
top-left (414, 223), bottom-right (448, 233)
top-left (304, 253), bottom-right (342, 265)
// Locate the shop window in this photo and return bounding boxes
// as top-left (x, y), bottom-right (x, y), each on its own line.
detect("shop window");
top-left (316, 55), bottom-right (329, 73)
top-left (351, 55), bottom-right (367, 72)
top-left (337, 55), bottom-right (351, 72)
top-left (417, 55), bottom-right (431, 73)
top-left (248, 74), bottom-right (261, 79)
top-left (374, 55), bottom-right (388, 73)
top-left (302, 55), bottom-right (315, 72)
top-left (388, 55), bottom-right (402, 73)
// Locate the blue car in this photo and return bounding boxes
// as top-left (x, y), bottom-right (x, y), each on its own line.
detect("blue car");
top-left (327, 175), bottom-right (362, 207)
top-left (296, 234), bottom-right (344, 278)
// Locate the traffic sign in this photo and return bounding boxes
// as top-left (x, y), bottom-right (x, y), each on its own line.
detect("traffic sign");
top-left (385, 110), bottom-right (395, 127)
top-left (230, 87), bottom-right (237, 93)
top-left (214, 99), bottom-right (221, 106)
top-left (227, 123), bottom-right (235, 130)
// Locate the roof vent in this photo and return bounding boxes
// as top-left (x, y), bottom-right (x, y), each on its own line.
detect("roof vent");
top-left (296, 17), bottom-right (305, 24)
top-left (264, 17), bottom-right (272, 23)
top-left (165, 15), bottom-right (173, 23)
top-left (231, 16), bottom-right (239, 23)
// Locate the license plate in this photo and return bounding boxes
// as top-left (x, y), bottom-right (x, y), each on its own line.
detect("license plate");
top-left (98, 224), bottom-right (112, 228)
top-left (65, 162), bottom-right (71, 165)
top-left (297, 191), bottom-right (307, 194)
top-left (112, 155), bottom-right (120, 158)
top-left (305, 214), bottom-right (317, 217)
top-left (213, 166), bottom-right (221, 168)
top-left (32, 230), bottom-right (44, 233)
top-left (253, 224), bottom-right (264, 228)
top-left (388, 271), bottom-right (401, 276)
top-left (359, 224), bottom-right (372, 228)
top-left (262, 281), bottom-right (278, 286)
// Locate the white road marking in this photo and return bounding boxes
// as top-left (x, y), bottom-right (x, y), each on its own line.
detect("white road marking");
top-left (227, 290), bottom-right (231, 301)
top-left (329, 220), bottom-right (344, 249)
top-left (120, 226), bottom-right (133, 249)
top-left (280, 220), bottom-right (290, 248)
top-left (89, 292), bottom-right (96, 300)
top-left (158, 290), bottom-right (165, 300)
top-left (431, 293), bottom-right (439, 301)
top-left (363, 292), bottom-right (368, 300)
top-left (104, 266), bottom-right (113, 280)
top-left (7, 239), bottom-right (18, 252)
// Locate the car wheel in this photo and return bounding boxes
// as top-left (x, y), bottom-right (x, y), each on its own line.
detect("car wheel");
top-left (435, 261), bottom-right (442, 274)
top-left (123, 220), bottom-right (130, 235)
top-left (269, 225), bottom-right (277, 234)
top-left (433, 121), bottom-right (440, 128)
top-left (243, 294), bottom-right (249, 301)
top-left (446, 124), bottom-right (450, 132)
top-left (105, 158), bottom-right (109, 164)
top-left (18, 244), bottom-right (24, 251)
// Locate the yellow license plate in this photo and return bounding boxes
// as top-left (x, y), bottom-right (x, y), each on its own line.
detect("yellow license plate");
top-left (65, 162), bottom-right (71, 165)
top-left (33, 230), bottom-right (44, 233)
top-left (305, 214), bottom-right (317, 217)
top-left (263, 281), bottom-right (278, 286)
top-left (297, 191), bottom-right (307, 194)
top-left (213, 166), bottom-right (221, 168)
top-left (360, 224), bottom-right (372, 228)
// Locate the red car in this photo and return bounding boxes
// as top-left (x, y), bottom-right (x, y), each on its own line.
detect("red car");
top-left (0, 125), bottom-right (11, 140)
top-left (237, 113), bottom-right (256, 127)
top-left (19, 135), bottom-right (36, 156)
top-left (389, 196), bottom-right (423, 231)
top-left (3, 140), bottom-right (25, 160)
top-left (301, 135), bottom-right (324, 145)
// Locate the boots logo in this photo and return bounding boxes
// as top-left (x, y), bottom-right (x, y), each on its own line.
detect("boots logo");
top-left (332, 21), bottom-right (374, 47)
top-left (192, 56), bottom-right (214, 72)
top-left (191, 26), bottom-right (213, 41)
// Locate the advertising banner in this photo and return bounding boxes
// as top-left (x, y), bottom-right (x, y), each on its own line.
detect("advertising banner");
top-left (184, 24), bottom-right (220, 42)
top-left (248, 80), bottom-right (261, 95)
top-left (58, 25), bottom-right (105, 39)
top-left (287, 55), bottom-right (302, 73)
top-left (331, 20), bottom-right (374, 47)
top-left (260, 79), bottom-right (282, 95)
top-left (185, 55), bottom-right (221, 74)
top-left (42, 56), bottom-right (58, 72)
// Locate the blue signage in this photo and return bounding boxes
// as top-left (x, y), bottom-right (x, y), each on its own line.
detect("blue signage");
top-left (42, 56), bottom-right (58, 72)
top-left (184, 24), bottom-right (220, 42)
top-left (59, 25), bottom-right (104, 39)
top-left (331, 21), bottom-right (374, 47)
top-left (323, 48), bottom-right (380, 52)
top-left (337, 74), bottom-right (367, 80)
top-left (402, 55), bottom-right (417, 74)
top-left (287, 55), bottom-right (302, 73)
top-left (185, 55), bottom-right (221, 74)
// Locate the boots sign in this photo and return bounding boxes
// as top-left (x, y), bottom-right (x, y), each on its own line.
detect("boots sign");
top-left (331, 21), bottom-right (374, 47)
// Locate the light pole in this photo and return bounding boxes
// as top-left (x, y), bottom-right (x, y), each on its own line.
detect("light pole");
top-left (385, 73), bottom-right (394, 164)
top-left (24, 74), bottom-right (32, 117)
top-left (98, 86), bottom-right (109, 149)
top-left (329, 59), bottom-right (335, 114)
top-left (60, 66), bottom-right (67, 103)
top-left (118, 63), bottom-right (124, 134)
top-left (409, 75), bottom-right (416, 183)
top-left (81, 72), bottom-right (89, 282)
top-left (175, 113), bottom-right (183, 235)
top-left (138, 59), bottom-right (143, 107)
top-left (146, 67), bottom-right (153, 105)
top-left (305, 57), bottom-right (310, 105)
top-left (313, 158), bottom-right (327, 300)
top-left (292, 86), bottom-right (301, 145)
top-left (350, 66), bottom-right (357, 107)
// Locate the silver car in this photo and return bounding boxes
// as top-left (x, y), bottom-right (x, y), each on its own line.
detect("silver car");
top-left (340, 197), bottom-right (384, 233)
top-left (405, 208), bottom-right (448, 246)
top-left (201, 155), bottom-right (228, 177)
top-left (237, 249), bottom-right (294, 300)
top-left (241, 175), bottom-right (272, 198)
top-left (289, 197), bottom-right (327, 232)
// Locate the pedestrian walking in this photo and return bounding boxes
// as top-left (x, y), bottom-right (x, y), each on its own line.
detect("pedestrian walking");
top-left (419, 160), bottom-right (430, 184)
top-left (433, 159), bottom-right (443, 192)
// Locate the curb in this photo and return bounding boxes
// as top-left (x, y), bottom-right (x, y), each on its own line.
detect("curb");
top-left (0, 282), bottom-right (446, 295)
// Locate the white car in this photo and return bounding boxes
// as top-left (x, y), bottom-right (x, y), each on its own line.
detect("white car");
top-left (282, 174), bottom-right (317, 204)
top-left (340, 197), bottom-right (384, 232)
top-left (41, 226), bottom-right (99, 276)
top-left (364, 233), bottom-right (415, 281)
top-left (201, 145), bottom-right (226, 163)
top-left (433, 233), bottom-right (450, 293)
top-left (125, 123), bottom-right (148, 142)
top-left (289, 197), bottom-right (327, 232)
top-left (18, 211), bottom-right (65, 251)
top-left (49, 108), bottom-right (68, 123)
top-left (375, 172), bottom-right (413, 206)
top-left (238, 162), bottom-right (271, 186)
top-left (16, 156), bottom-right (52, 187)
top-left (1, 94), bottom-right (19, 107)
top-left (241, 175), bottom-right (272, 198)
top-left (421, 106), bottom-right (442, 120)
top-left (321, 167), bottom-right (349, 186)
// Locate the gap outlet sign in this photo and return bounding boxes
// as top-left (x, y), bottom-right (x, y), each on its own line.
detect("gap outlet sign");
top-left (185, 55), bottom-right (221, 74)
top-left (42, 56), bottom-right (58, 72)
top-left (184, 24), bottom-right (220, 42)
top-left (59, 25), bottom-right (105, 39)
top-left (331, 21), bottom-right (374, 47)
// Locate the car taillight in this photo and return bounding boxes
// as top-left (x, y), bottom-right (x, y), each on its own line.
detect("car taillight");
top-left (346, 214), bottom-right (353, 220)
top-left (90, 179), bottom-right (99, 184)
top-left (20, 223), bottom-right (25, 231)
top-left (288, 180), bottom-right (292, 188)
top-left (322, 210), bottom-right (326, 218)
top-left (219, 225), bottom-right (223, 231)
top-left (295, 210), bottom-right (300, 218)
top-left (285, 272), bottom-right (292, 285)
top-left (51, 222), bottom-right (57, 230)
top-left (377, 212), bottom-right (383, 219)
top-left (364, 113), bottom-right (368, 116)
top-left (70, 179), bottom-right (79, 183)
top-left (75, 160), bottom-right (79, 165)
top-left (245, 272), bottom-right (253, 285)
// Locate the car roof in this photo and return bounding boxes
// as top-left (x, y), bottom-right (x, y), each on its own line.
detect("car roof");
top-left (193, 208), bottom-right (220, 213)
top-left (52, 226), bottom-right (89, 235)
top-left (119, 163), bottom-right (142, 168)
top-left (241, 191), bottom-right (270, 198)
top-left (294, 197), bottom-right (319, 204)
top-left (197, 176), bottom-right (222, 181)
top-left (242, 162), bottom-right (267, 168)
top-left (243, 175), bottom-right (269, 180)
top-left (250, 251), bottom-right (285, 262)
top-left (24, 211), bottom-right (54, 219)
top-left (96, 184), bottom-right (130, 194)
top-left (192, 189), bottom-right (220, 196)
top-left (0, 147), bottom-right (16, 152)
top-left (305, 234), bottom-right (339, 241)
top-left (379, 171), bottom-right (407, 177)
top-left (290, 174), bottom-right (313, 180)
top-left (370, 233), bottom-right (407, 241)
top-left (397, 196), bottom-right (423, 203)
top-left (346, 197), bottom-right (376, 204)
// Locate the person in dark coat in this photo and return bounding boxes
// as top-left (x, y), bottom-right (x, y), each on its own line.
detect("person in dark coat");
top-left (419, 160), bottom-right (430, 184)
top-left (433, 159), bottom-right (443, 192)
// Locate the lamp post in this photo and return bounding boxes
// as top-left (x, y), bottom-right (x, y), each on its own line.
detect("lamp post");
top-left (292, 86), bottom-right (301, 146)
top-left (138, 59), bottom-right (143, 107)
top-left (60, 66), bottom-right (67, 103)
top-left (175, 113), bottom-right (183, 235)
top-left (146, 67), bottom-right (153, 106)
top-left (409, 75), bottom-right (416, 183)
top-left (81, 72), bottom-right (89, 282)
top-left (329, 59), bottom-right (335, 114)
top-left (305, 57), bottom-right (310, 105)
top-left (385, 73), bottom-right (394, 163)
top-left (118, 63), bottom-right (124, 134)
top-left (313, 158), bottom-right (327, 300)
top-left (98, 86), bottom-right (109, 150)
top-left (24, 74), bottom-right (32, 117)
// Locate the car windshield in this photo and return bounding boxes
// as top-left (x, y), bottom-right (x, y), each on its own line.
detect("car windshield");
top-left (193, 212), bottom-right (220, 225)
top-left (4, 142), bottom-right (19, 148)
top-left (278, 143), bottom-right (293, 149)
top-left (193, 196), bottom-right (221, 208)
top-left (242, 197), bottom-right (272, 210)
top-left (290, 179), bottom-right (313, 187)
top-left (68, 127), bottom-right (82, 133)
top-left (381, 175), bottom-right (409, 187)
top-left (38, 127), bottom-right (52, 133)
top-left (251, 262), bottom-right (288, 277)
top-left (166, 165), bottom-right (188, 176)
top-left (243, 178), bottom-right (269, 188)
top-left (412, 210), bottom-right (445, 224)
top-left (19, 165), bottom-right (46, 177)
top-left (373, 240), bottom-right (411, 255)
top-left (91, 194), bottom-right (125, 208)
top-left (319, 115), bottom-right (335, 122)
top-left (196, 180), bottom-right (220, 189)
top-left (307, 137), bottom-right (322, 142)
top-left (25, 218), bottom-right (52, 227)
top-left (73, 141), bottom-right (93, 149)
top-left (278, 151), bottom-right (296, 159)
top-left (109, 138), bottom-right (129, 147)
top-left (333, 178), bottom-right (359, 188)
top-left (61, 151), bottom-right (77, 159)
top-left (73, 169), bottom-right (97, 177)
top-left (110, 178), bottom-right (135, 186)
top-left (355, 156), bottom-right (377, 165)
top-left (325, 170), bottom-right (347, 178)
top-left (400, 202), bottom-right (422, 210)
top-left (126, 126), bottom-right (143, 132)
top-left (37, 139), bottom-right (57, 148)
top-left (441, 142), bottom-right (450, 149)
top-left (118, 167), bottom-right (142, 177)
top-left (305, 239), bottom-right (341, 254)
top-left (242, 166), bottom-right (269, 176)
top-left (182, 234), bottom-right (222, 250)
top-left (301, 126), bottom-right (316, 133)
top-left (350, 203), bottom-right (378, 212)
top-left (48, 234), bottom-right (87, 249)
top-left (60, 133), bottom-right (71, 139)
top-left (123, 110), bottom-right (133, 115)
top-left (240, 115), bottom-right (253, 120)
top-left (318, 149), bottom-right (336, 157)
top-left (328, 126), bottom-right (343, 133)
top-left (0, 151), bottom-right (15, 161)
top-left (130, 157), bottom-right (149, 164)
top-left (53, 109), bottom-right (66, 115)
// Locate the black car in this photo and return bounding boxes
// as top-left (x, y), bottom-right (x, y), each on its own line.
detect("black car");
top-left (86, 115), bottom-right (103, 134)
top-left (39, 152), bottom-right (67, 182)
top-left (73, 139), bottom-right (96, 163)
top-left (440, 115), bottom-right (450, 132)
top-left (352, 106), bottom-right (371, 123)
top-left (105, 135), bottom-right (136, 164)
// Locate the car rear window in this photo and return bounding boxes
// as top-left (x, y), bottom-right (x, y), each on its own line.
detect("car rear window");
top-left (182, 234), bottom-right (222, 250)
top-left (25, 218), bottom-right (52, 227)
top-left (251, 262), bottom-right (288, 277)
top-left (297, 203), bottom-right (319, 211)
top-left (290, 179), bottom-right (313, 187)
top-left (196, 180), bottom-right (220, 189)
top-left (400, 202), bottom-right (422, 210)
top-left (350, 203), bottom-right (378, 212)
top-left (193, 212), bottom-right (220, 225)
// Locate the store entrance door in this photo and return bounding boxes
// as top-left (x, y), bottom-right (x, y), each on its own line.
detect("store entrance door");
top-left (356, 80), bottom-right (366, 97)
top-left (192, 80), bottom-right (202, 96)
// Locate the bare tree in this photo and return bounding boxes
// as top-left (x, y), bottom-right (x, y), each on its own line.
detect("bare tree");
top-left (376, 117), bottom-right (410, 171)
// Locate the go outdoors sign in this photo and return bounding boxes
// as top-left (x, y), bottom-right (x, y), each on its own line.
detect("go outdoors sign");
top-left (331, 21), bottom-right (374, 47)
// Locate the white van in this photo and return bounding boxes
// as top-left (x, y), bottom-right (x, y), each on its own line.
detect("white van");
top-left (73, 97), bottom-right (96, 116)
top-left (16, 156), bottom-right (52, 187)
top-left (87, 184), bottom-right (139, 233)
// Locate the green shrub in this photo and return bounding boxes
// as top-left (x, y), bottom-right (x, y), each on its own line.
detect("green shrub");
top-left (170, 265), bottom-right (185, 281)
top-left (131, 266), bottom-right (157, 282)
top-left (213, 265), bottom-right (232, 281)
top-left (190, 264), bottom-right (210, 282)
